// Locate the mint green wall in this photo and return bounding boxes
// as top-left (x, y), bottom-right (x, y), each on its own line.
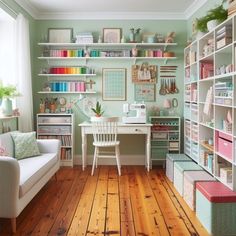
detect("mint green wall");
top-left (33, 20), bottom-right (186, 155)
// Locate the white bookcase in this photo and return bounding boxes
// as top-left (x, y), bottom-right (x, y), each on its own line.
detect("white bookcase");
top-left (149, 116), bottom-right (180, 167)
top-left (184, 15), bottom-right (236, 190)
top-left (37, 113), bottom-right (74, 167)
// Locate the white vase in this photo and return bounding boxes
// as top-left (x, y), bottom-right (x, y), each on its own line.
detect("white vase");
top-left (207, 20), bottom-right (218, 31)
top-left (2, 98), bottom-right (13, 116)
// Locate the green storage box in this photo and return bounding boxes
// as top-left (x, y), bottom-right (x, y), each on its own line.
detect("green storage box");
top-left (173, 161), bottom-right (202, 196)
top-left (166, 153), bottom-right (191, 182)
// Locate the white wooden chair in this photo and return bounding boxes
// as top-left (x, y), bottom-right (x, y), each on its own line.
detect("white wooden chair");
top-left (91, 116), bottom-right (121, 176)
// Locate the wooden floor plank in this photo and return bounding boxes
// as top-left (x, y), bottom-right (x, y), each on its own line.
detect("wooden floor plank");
top-left (29, 169), bottom-right (75, 235)
top-left (67, 167), bottom-right (99, 236)
top-left (132, 167), bottom-right (170, 236)
top-left (105, 166), bottom-right (120, 236)
top-left (0, 166), bottom-right (211, 236)
top-left (119, 167), bottom-right (136, 236)
top-left (127, 167), bottom-right (162, 236)
top-left (86, 166), bottom-right (109, 236)
top-left (147, 169), bottom-right (193, 236)
top-left (48, 167), bottom-right (90, 236)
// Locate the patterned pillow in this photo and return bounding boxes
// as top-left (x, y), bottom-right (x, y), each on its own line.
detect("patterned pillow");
top-left (11, 132), bottom-right (41, 160)
top-left (0, 144), bottom-right (8, 156)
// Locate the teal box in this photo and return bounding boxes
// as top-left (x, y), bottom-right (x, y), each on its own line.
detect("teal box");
top-left (173, 161), bottom-right (202, 196)
top-left (166, 154), bottom-right (192, 182)
top-left (196, 182), bottom-right (236, 236)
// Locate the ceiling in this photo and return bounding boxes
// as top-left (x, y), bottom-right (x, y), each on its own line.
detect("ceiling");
top-left (15, 0), bottom-right (207, 19)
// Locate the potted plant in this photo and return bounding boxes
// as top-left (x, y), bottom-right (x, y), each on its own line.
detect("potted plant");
top-left (91, 101), bottom-right (104, 117)
top-left (0, 81), bottom-right (20, 116)
top-left (195, 1), bottom-right (228, 33)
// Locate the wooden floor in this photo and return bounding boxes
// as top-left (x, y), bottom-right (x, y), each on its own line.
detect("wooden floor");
top-left (0, 166), bottom-right (209, 236)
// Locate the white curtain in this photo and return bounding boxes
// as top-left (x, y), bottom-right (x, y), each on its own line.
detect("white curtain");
top-left (15, 13), bottom-right (33, 132)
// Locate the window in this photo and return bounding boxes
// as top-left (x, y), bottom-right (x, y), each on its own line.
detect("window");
top-left (0, 8), bottom-right (16, 86)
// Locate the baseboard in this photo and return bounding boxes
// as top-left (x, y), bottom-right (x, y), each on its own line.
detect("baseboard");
top-left (73, 154), bottom-right (145, 166)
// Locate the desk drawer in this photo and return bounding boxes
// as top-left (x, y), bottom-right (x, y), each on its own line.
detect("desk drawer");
top-left (118, 126), bottom-right (149, 134)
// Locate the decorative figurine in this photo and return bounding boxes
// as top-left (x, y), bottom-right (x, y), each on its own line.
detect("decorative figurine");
top-left (165, 32), bottom-right (176, 43)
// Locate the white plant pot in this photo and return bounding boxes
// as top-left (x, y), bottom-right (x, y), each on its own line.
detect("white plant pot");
top-left (207, 20), bottom-right (218, 31)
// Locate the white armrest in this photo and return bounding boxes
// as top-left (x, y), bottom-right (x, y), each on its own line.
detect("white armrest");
top-left (37, 139), bottom-right (61, 154)
top-left (0, 156), bottom-right (20, 218)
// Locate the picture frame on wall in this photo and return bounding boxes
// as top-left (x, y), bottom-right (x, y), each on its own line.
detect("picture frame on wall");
top-left (134, 84), bottom-right (156, 102)
top-left (102, 68), bottom-right (126, 101)
top-left (103, 28), bottom-right (121, 43)
top-left (48, 28), bottom-right (73, 43)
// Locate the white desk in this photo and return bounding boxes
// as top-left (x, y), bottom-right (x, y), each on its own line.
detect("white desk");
top-left (79, 122), bottom-right (152, 171)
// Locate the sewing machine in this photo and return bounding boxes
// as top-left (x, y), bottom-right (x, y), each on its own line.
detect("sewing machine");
top-left (122, 103), bottom-right (146, 124)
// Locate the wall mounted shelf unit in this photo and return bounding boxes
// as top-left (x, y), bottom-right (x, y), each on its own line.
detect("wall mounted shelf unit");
top-left (184, 15), bottom-right (236, 190)
top-left (38, 42), bottom-right (178, 64)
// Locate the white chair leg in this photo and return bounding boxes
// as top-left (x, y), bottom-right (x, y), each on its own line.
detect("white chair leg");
top-left (91, 146), bottom-right (97, 176)
top-left (115, 145), bottom-right (121, 176)
top-left (96, 147), bottom-right (99, 168)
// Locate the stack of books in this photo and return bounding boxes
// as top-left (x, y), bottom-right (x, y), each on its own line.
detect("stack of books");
top-left (200, 62), bottom-right (214, 79)
top-left (216, 25), bottom-right (232, 49)
top-left (228, 0), bottom-right (236, 16)
top-left (76, 32), bottom-right (93, 43)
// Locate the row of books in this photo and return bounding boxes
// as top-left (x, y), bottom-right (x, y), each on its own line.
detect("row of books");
top-left (228, 1), bottom-right (236, 16)
top-left (45, 49), bottom-right (85, 57)
top-left (44, 48), bottom-right (169, 58)
top-left (61, 148), bottom-right (72, 160)
top-left (49, 66), bottom-right (92, 74)
top-left (49, 81), bottom-right (86, 92)
top-left (75, 32), bottom-right (93, 44)
top-left (216, 25), bottom-right (232, 50)
top-left (38, 135), bottom-right (72, 146)
top-left (200, 62), bottom-right (214, 79)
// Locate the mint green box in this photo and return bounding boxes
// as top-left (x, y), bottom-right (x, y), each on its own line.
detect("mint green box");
top-left (173, 161), bottom-right (202, 196)
top-left (166, 154), bottom-right (192, 182)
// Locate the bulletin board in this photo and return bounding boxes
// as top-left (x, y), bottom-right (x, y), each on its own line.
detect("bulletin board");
top-left (134, 84), bottom-right (156, 102)
top-left (102, 68), bottom-right (126, 101)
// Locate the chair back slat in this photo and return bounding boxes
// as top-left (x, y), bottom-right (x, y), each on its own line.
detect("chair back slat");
top-left (91, 117), bottom-right (118, 144)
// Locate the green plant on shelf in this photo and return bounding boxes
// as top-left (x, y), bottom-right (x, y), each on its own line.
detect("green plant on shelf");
top-left (195, 1), bottom-right (228, 32)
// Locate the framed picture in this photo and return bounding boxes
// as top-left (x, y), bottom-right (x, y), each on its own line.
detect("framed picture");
top-left (134, 84), bottom-right (156, 102)
top-left (102, 68), bottom-right (126, 101)
top-left (48, 28), bottom-right (73, 43)
top-left (132, 63), bottom-right (157, 84)
top-left (103, 28), bottom-right (121, 43)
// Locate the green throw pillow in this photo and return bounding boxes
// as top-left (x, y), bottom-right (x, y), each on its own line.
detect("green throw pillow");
top-left (11, 132), bottom-right (41, 160)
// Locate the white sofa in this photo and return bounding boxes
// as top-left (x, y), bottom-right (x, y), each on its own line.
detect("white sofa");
top-left (0, 132), bottom-right (61, 233)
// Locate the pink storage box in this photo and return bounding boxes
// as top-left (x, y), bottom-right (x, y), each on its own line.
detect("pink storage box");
top-left (183, 171), bottom-right (215, 211)
top-left (218, 132), bottom-right (232, 160)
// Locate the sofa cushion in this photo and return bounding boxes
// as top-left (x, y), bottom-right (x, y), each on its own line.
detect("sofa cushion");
top-left (18, 153), bottom-right (58, 197)
top-left (0, 132), bottom-right (14, 157)
top-left (11, 132), bottom-right (40, 160)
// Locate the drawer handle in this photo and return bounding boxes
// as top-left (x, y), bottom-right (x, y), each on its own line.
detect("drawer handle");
top-left (135, 129), bottom-right (139, 131)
